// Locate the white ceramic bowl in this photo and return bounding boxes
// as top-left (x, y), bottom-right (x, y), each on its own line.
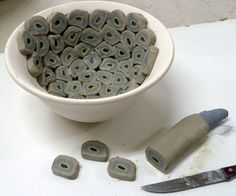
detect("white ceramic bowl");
top-left (5, 1), bottom-right (174, 122)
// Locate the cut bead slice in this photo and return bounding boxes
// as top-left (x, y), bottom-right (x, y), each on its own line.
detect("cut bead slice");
top-left (82, 81), bottom-right (102, 96)
top-left (83, 51), bottom-right (101, 70)
top-left (17, 30), bottom-right (36, 55)
top-left (143, 46), bottom-right (159, 74)
top-left (89, 9), bottom-right (109, 31)
top-left (136, 29), bottom-right (156, 48)
top-left (25, 15), bottom-right (49, 35)
top-left (68, 59), bottom-right (87, 78)
top-left (37, 67), bottom-right (55, 87)
top-left (96, 70), bottom-right (114, 85)
top-left (55, 66), bottom-right (72, 82)
top-left (48, 34), bottom-right (65, 54)
top-left (132, 45), bottom-right (147, 64)
top-left (127, 13), bottom-right (147, 32)
top-left (52, 155), bottom-right (80, 179)
top-left (81, 140), bottom-right (109, 162)
top-left (114, 43), bottom-right (130, 61)
top-left (99, 84), bottom-right (120, 98)
top-left (101, 24), bottom-right (120, 45)
top-left (35, 35), bottom-right (49, 56)
top-left (99, 58), bottom-right (118, 73)
top-left (48, 80), bottom-right (66, 97)
top-left (47, 12), bottom-right (68, 34)
top-left (74, 43), bottom-right (93, 58)
top-left (107, 157), bottom-right (136, 181)
top-left (120, 30), bottom-right (136, 50)
top-left (117, 58), bottom-right (133, 78)
top-left (60, 47), bottom-right (78, 66)
top-left (67, 9), bottom-right (89, 29)
top-left (106, 10), bottom-right (127, 31)
top-left (65, 81), bottom-right (82, 97)
top-left (27, 52), bottom-right (43, 77)
top-left (63, 26), bottom-right (82, 47)
top-left (95, 41), bottom-right (114, 58)
top-left (129, 65), bottom-right (146, 84)
top-left (112, 71), bottom-right (128, 88)
top-left (80, 28), bottom-right (103, 46)
top-left (43, 50), bottom-right (61, 68)
top-left (78, 70), bottom-right (96, 82)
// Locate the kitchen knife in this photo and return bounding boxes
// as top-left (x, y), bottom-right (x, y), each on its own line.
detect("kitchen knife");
top-left (141, 165), bottom-right (236, 193)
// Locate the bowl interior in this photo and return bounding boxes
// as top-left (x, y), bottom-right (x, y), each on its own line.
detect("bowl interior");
top-left (5, 1), bottom-right (174, 104)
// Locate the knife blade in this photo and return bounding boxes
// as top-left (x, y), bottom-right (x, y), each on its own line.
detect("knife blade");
top-left (141, 165), bottom-right (236, 193)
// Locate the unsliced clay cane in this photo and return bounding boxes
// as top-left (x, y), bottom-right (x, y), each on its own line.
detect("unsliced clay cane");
top-left (80, 28), bottom-right (103, 46)
top-left (27, 52), bottom-right (43, 77)
top-left (48, 34), bottom-right (65, 54)
top-left (67, 9), bottom-right (89, 29)
top-left (60, 47), bottom-right (78, 67)
top-left (63, 26), bottom-right (82, 47)
top-left (107, 157), bottom-right (136, 181)
top-left (17, 30), bottom-right (36, 55)
top-left (43, 50), bottom-right (61, 68)
top-left (100, 24), bottom-right (120, 45)
top-left (47, 12), bottom-right (68, 34)
top-left (48, 80), bottom-right (66, 97)
top-left (127, 13), bottom-right (147, 32)
top-left (52, 155), bottom-right (80, 179)
top-left (106, 10), bottom-right (127, 31)
top-left (81, 140), bottom-right (109, 162)
top-left (37, 67), bottom-right (55, 87)
top-left (136, 29), bottom-right (156, 48)
top-left (89, 9), bottom-right (109, 31)
top-left (25, 15), bottom-right (49, 35)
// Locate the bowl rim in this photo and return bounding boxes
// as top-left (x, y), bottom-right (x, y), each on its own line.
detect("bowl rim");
top-left (5, 1), bottom-right (174, 105)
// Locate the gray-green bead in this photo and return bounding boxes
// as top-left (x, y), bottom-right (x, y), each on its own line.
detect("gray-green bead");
top-left (136, 29), bottom-right (156, 48)
top-left (107, 157), bottom-right (136, 181)
top-left (99, 84), bottom-right (120, 98)
top-left (43, 50), bottom-right (61, 68)
top-left (114, 43), bottom-right (130, 61)
top-left (82, 81), bottom-right (102, 96)
top-left (48, 34), bottom-right (65, 54)
top-left (106, 10), bottom-right (127, 31)
top-left (132, 45), bottom-right (147, 64)
top-left (95, 41), bottom-right (114, 58)
top-left (101, 24), bottom-right (120, 45)
top-left (143, 46), bottom-right (159, 74)
top-left (37, 67), bottom-right (55, 87)
top-left (48, 80), bottom-right (66, 97)
top-left (78, 70), bottom-right (96, 82)
top-left (67, 9), bottom-right (89, 29)
top-left (65, 81), bottom-right (82, 96)
top-left (68, 59), bottom-right (87, 78)
top-left (35, 35), bottom-right (49, 56)
top-left (74, 43), bottom-right (93, 58)
top-left (63, 26), bottom-right (82, 47)
top-left (112, 71), bottom-right (128, 88)
top-left (51, 155), bottom-right (80, 179)
top-left (60, 47), bottom-right (78, 66)
top-left (96, 70), bottom-right (114, 85)
top-left (120, 30), bottom-right (136, 50)
top-left (81, 140), bottom-right (109, 162)
top-left (55, 66), bottom-right (72, 82)
top-left (117, 58), bottom-right (133, 78)
top-left (27, 52), bottom-right (43, 77)
top-left (80, 28), bottom-right (103, 46)
top-left (99, 58), bottom-right (118, 73)
top-left (24, 15), bottom-right (49, 35)
top-left (89, 9), bottom-right (109, 31)
top-left (47, 12), bottom-right (68, 34)
top-left (83, 51), bottom-right (101, 70)
top-left (127, 13), bottom-right (147, 32)
top-left (129, 65), bottom-right (146, 84)
top-left (17, 30), bottom-right (36, 55)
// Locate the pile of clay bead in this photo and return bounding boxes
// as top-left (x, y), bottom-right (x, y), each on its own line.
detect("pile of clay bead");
top-left (17, 9), bottom-right (159, 99)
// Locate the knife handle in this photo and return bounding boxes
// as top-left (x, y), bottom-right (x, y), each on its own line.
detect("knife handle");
top-left (222, 165), bottom-right (236, 180)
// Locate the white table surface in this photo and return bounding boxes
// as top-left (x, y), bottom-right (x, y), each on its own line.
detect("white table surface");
top-left (1, 19), bottom-right (236, 196)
